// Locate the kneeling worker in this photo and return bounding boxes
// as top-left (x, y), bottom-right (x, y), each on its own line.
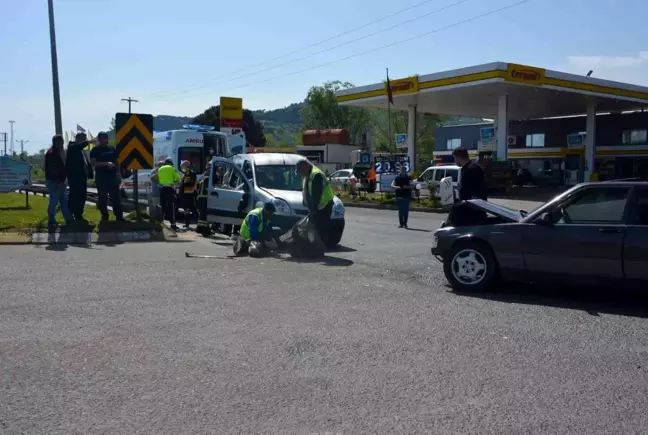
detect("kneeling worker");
top-left (233, 201), bottom-right (277, 257)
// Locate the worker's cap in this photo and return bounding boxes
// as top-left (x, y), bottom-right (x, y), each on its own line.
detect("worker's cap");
top-left (164, 158), bottom-right (174, 165)
top-left (97, 131), bottom-right (108, 139)
top-left (180, 160), bottom-right (190, 167)
top-left (263, 201), bottom-right (276, 213)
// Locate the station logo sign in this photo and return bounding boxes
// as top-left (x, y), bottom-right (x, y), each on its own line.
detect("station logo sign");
top-left (506, 63), bottom-right (546, 85)
top-left (220, 96), bottom-right (244, 128)
top-left (385, 76), bottom-right (420, 96)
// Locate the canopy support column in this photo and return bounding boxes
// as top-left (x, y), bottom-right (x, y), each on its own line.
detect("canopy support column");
top-left (496, 95), bottom-right (508, 161)
top-left (407, 105), bottom-right (417, 172)
top-left (585, 102), bottom-right (597, 181)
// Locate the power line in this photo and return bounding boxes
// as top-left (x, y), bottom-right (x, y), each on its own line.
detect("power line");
top-left (146, 0), bottom-right (467, 101)
top-left (154, 0), bottom-right (531, 103)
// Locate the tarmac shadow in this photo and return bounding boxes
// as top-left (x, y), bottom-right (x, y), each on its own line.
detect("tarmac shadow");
top-left (282, 254), bottom-right (354, 267)
top-left (452, 282), bottom-right (648, 319)
top-left (328, 245), bottom-right (357, 253)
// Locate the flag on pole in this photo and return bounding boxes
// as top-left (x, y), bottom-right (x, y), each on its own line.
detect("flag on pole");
top-left (64, 131), bottom-right (69, 145)
top-left (86, 131), bottom-right (95, 150)
top-left (386, 70), bottom-right (394, 105)
top-left (76, 124), bottom-right (86, 133)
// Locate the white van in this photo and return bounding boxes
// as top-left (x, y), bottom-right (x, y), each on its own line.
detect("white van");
top-left (206, 153), bottom-right (346, 247)
top-left (122, 128), bottom-right (245, 198)
top-left (416, 165), bottom-right (461, 199)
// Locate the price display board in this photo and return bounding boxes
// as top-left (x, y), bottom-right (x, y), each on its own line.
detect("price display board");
top-left (374, 155), bottom-right (411, 174)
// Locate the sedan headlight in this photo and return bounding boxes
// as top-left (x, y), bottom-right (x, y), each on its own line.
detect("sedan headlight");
top-left (273, 198), bottom-right (292, 214)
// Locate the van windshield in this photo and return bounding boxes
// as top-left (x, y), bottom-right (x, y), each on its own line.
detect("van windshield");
top-left (255, 164), bottom-right (303, 191)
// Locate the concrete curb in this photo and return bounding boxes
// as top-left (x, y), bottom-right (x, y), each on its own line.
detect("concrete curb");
top-left (0, 230), bottom-right (167, 245)
top-left (343, 201), bottom-right (447, 214)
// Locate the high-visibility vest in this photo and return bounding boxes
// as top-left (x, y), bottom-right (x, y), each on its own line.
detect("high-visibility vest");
top-left (197, 175), bottom-right (209, 198)
top-left (158, 164), bottom-right (179, 186)
top-left (239, 208), bottom-right (269, 241)
top-left (307, 166), bottom-right (334, 210)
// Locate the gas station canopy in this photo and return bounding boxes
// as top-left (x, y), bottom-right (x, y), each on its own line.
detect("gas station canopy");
top-left (336, 62), bottom-right (648, 119)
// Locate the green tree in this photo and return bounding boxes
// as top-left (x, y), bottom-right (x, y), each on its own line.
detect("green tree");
top-left (193, 106), bottom-right (267, 147)
top-left (369, 109), bottom-right (440, 170)
top-left (300, 80), bottom-right (372, 145)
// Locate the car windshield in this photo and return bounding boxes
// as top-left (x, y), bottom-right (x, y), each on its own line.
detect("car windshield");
top-left (255, 164), bottom-right (303, 191)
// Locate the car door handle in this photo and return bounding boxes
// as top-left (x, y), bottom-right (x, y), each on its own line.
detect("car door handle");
top-left (598, 227), bottom-right (622, 233)
top-left (210, 191), bottom-right (219, 197)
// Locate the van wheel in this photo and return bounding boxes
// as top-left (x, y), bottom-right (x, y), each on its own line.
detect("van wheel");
top-left (443, 240), bottom-right (499, 292)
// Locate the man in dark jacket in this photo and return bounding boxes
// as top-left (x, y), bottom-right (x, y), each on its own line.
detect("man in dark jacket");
top-left (448, 147), bottom-right (488, 226)
top-left (44, 135), bottom-right (73, 227)
top-left (90, 132), bottom-right (124, 221)
top-left (66, 132), bottom-right (95, 220)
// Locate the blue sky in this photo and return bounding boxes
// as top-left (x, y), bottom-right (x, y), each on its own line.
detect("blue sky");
top-left (1, 0), bottom-right (647, 153)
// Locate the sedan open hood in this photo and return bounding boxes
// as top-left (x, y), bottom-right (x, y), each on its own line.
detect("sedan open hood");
top-left (463, 199), bottom-right (525, 223)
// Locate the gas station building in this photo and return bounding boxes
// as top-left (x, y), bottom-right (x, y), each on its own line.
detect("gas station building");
top-left (335, 62), bottom-right (648, 183)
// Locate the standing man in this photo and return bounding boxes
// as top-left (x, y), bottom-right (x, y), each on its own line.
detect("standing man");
top-left (90, 132), bottom-right (124, 222)
top-left (66, 132), bottom-right (95, 221)
top-left (179, 160), bottom-right (198, 228)
top-left (195, 161), bottom-right (212, 236)
top-left (391, 165), bottom-right (413, 228)
top-left (450, 147), bottom-right (488, 226)
top-left (156, 158), bottom-right (180, 230)
top-left (296, 159), bottom-right (335, 245)
top-left (44, 134), bottom-right (73, 227)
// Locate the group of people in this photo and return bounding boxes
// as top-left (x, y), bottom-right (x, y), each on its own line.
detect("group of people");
top-left (390, 146), bottom-right (487, 228)
top-left (44, 132), bottom-right (125, 227)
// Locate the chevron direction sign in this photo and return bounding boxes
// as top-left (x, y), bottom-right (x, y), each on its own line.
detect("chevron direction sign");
top-left (115, 112), bottom-right (154, 170)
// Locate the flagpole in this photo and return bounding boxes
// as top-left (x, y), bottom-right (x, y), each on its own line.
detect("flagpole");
top-left (386, 68), bottom-right (392, 153)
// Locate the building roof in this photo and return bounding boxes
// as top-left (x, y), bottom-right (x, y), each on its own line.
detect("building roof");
top-left (336, 62), bottom-right (648, 120)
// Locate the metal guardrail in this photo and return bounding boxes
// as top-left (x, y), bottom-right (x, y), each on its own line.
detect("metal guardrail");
top-left (18, 184), bottom-right (147, 211)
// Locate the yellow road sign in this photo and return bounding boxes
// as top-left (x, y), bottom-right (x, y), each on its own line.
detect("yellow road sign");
top-left (115, 113), bottom-right (154, 170)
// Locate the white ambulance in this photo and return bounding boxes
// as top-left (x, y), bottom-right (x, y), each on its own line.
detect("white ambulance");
top-left (122, 125), bottom-right (246, 197)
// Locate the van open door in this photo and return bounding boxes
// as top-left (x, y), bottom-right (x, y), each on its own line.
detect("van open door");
top-left (439, 176), bottom-right (455, 207)
top-left (206, 157), bottom-right (253, 226)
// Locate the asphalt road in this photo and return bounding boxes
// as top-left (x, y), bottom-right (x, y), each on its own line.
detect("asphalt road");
top-left (2, 207), bottom-right (648, 434)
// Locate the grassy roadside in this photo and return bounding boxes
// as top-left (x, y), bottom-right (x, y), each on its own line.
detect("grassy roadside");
top-left (0, 193), bottom-right (160, 234)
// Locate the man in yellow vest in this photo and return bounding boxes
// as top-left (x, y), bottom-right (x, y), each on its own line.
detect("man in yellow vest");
top-left (296, 159), bottom-right (335, 245)
top-left (154, 158), bottom-right (181, 230)
top-left (233, 201), bottom-right (276, 257)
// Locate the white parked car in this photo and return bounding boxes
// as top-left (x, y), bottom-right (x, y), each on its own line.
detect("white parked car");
top-left (416, 165), bottom-right (460, 199)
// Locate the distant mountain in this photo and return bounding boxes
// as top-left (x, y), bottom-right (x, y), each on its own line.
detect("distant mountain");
top-left (151, 103), bottom-right (484, 145)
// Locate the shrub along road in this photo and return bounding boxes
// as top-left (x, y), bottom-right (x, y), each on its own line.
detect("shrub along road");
top-left (1, 207), bottom-right (647, 434)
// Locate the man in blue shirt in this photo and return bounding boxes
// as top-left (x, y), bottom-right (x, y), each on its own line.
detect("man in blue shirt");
top-left (90, 132), bottom-right (124, 221)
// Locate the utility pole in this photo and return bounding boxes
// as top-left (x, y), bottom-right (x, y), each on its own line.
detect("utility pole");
top-left (18, 140), bottom-right (28, 159)
top-left (9, 120), bottom-right (15, 154)
top-left (120, 97), bottom-right (140, 218)
top-left (121, 97), bottom-right (139, 114)
top-left (48, 0), bottom-right (63, 134)
top-left (1, 132), bottom-right (6, 156)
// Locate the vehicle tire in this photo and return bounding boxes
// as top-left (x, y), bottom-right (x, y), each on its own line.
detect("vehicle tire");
top-left (323, 229), bottom-right (343, 248)
top-left (443, 239), bottom-right (499, 292)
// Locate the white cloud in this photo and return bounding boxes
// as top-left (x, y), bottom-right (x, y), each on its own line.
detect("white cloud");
top-left (567, 53), bottom-right (646, 69)
top-left (564, 51), bottom-right (648, 86)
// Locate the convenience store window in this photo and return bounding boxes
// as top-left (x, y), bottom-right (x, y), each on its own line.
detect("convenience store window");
top-left (446, 138), bottom-right (461, 150)
top-left (525, 133), bottom-right (545, 148)
top-left (621, 129), bottom-right (647, 145)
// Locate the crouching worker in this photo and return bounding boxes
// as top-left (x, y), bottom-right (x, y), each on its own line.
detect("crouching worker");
top-left (233, 201), bottom-right (278, 257)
